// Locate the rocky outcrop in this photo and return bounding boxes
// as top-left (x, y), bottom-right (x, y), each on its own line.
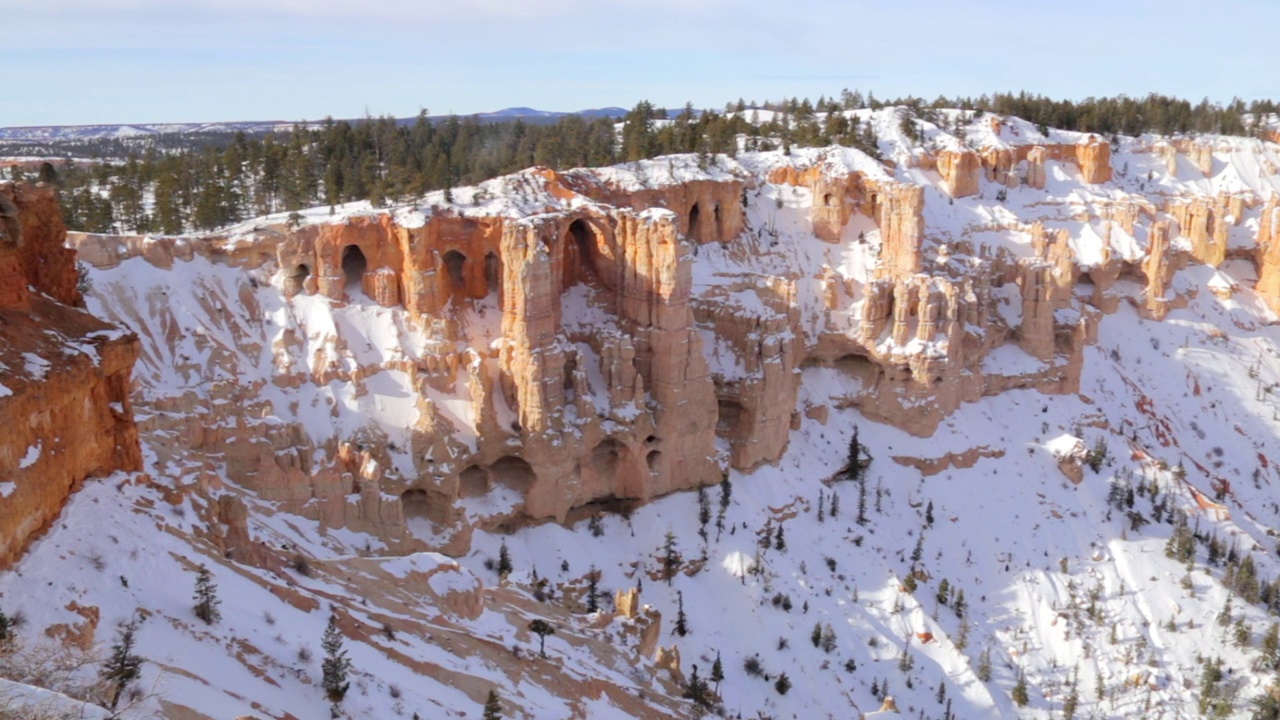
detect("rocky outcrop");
top-left (0, 183), bottom-right (141, 568)
top-left (1257, 196), bottom-right (1280, 313)
top-left (935, 149), bottom-right (981, 198)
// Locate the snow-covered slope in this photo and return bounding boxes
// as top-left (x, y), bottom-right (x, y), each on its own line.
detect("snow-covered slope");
top-left (5, 112), bottom-right (1280, 719)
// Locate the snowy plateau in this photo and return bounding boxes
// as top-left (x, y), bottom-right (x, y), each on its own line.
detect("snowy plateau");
top-left (5, 107), bottom-right (1280, 720)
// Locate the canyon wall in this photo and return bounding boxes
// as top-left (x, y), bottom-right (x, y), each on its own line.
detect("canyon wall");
top-left (62, 125), bottom-right (1280, 556)
top-left (0, 183), bottom-right (141, 568)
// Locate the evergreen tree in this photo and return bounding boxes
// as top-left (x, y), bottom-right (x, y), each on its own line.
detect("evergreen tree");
top-left (774, 524), bottom-right (786, 551)
top-left (497, 541), bottom-right (512, 577)
top-left (1011, 668), bottom-right (1029, 707)
top-left (662, 531), bottom-right (680, 584)
top-left (100, 615), bottom-right (144, 711)
top-left (711, 651), bottom-right (724, 692)
top-left (483, 689), bottom-right (503, 720)
top-left (675, 591), bottom-right (688, 636)
top-left (0, 609), bottom-right (12, 652)
top-left (774, 672), bottom-right (791, 695)
top-left (321, 615), bottom-right (351, 703)
top-left (697, 485), bottom-right (711, 541)
top-left (586, 567), bottom-right (600, 614)
top-left (192, 564), bottom-right (221, 625)
top-left (976, 647), bottom-right (992, 682)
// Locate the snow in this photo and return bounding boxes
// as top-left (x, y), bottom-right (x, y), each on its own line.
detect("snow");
top-left (18, 442), bottom-right (40, 469)
top-left (8, 111), bottom-right (1280, 719)
top-left (0, 483), bottom-right (14, 498)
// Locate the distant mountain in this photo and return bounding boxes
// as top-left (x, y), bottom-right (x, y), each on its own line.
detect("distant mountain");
top-left (0, 107), bottom-right (635, 143)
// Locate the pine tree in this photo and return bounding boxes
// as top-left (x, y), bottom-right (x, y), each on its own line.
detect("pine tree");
top-left (976, 647), bottom-right (992, 682)
top-left (698, 486), bottom-right (711, 541)
top-left (483, 689), bottom-right (503, 720)
top-left (497, 541), bottom-right (513, 577)
top-left (775, 524), bottom-right (786, 551)
top-left (321, 615), bottom-right (351, 703)
top-left (192, 564), bottom-right (221, 625)
top-left (1011, 668), bottom-right (1029, 707)
top-left (528, 619), bottom-right (556, 658)
top-left (675, 591), bottom-right (688, 636)
top-left (925, 500), bottom-right (935, 527)
top-left (936, 578), bottom-right (950, 607)
top-left (855, 478), bottom-right (866, 525)
top-left (100, 615), bottom-right (144, 711)
top-left (711, 651), bottom-right (724, 692)
top-left (821, 624), bottom-right (837, 653)
top-left (663, 531), bottom-right (680, 584)
top-left (586, 567), bottom-right (600, 614)
top-left (811, 622), bottom-right (823, 648)
top-left (774, 672), bottom-right (791, 695)
top-left (911, 532), bottom-right (925, 563)
top-left (1062, 668), bottom-right (1080, 720)
top-left (0, 609), bottom-right (12, 652)
top-left (817, 488), bottom-right (825, 523)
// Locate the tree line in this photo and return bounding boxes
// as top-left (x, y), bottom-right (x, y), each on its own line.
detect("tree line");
top-left (10, 91), bottom-right (1278, 235)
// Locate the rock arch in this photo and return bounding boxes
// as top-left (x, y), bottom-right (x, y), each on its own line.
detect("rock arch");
top-left (490, 455), bottom-right (535, 494)
top-left (443, 249), bottom-right (467, 293)
top-left (564, 218), bottom-right (600, 287)
top-left (341, 245), bottom-right (367, 289)
top-left (688, 202), bottom-right (702, 243)
top-left (484, 252), bottom-right (501, 297)
top-left (401, 488), bottom-right (431, 520)
top-left (459, 465), bottom-right (489, 498)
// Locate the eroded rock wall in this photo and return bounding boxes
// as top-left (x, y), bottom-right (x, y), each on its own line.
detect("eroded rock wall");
top-left (0, 183), bottom-right (141, 568)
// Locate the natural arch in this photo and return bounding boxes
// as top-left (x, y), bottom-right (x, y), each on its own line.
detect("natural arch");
top-left (490, 456), bottom-right (535, 494)
top-left (716, 398), bottom-right (745, 440)
top-left (565, 219), bottom-right (599, 286)
top-left (688, 203), bottom-right (702, 243)
top-left (292, 264), bottom-right (311, 281)
top-left (341, 245), bottom-right (367, 288)
top-left (401, 489), bottom-right (430, 520)
top-left (589, 438), bottom-right (625, 478)
top-left (459, 465), bottom-right (488, 498)
top-left (646, 450), bottom-right (662, 472)
top-left (443, 250), bottom-right (467, 292)
top-left (484, 252), bottom-right (500, 296)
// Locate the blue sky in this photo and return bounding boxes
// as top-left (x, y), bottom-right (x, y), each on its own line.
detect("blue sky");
top-left (5, 0), bottom-right (1280, 126)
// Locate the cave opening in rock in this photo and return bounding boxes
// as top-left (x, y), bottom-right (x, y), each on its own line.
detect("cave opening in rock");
top-left (401, 488), bottom-right (430, 520)
top-left (566, 219), bottom-right (599, 286)
top-left (294, 264), bottom-right (311, 281)
top-left (716, 398), bottom-right (745, 440)
top-left (589, 438), bottom-right (624, 478)
top-left (646, 450), bottom-right (661, 472)
top-left (688, 203), bottom-right (702, 242)
top-left (443, 249), bottom-right (467, 292)
top-left (490, 455), bottom-right (535, 494)
top-left (835, 353), bottom-right (879, 388)
top-left (341, 245), bottom-right (367, 288)
top-left (484, 252), bottom-right (500, 296)
top-left (713, 202), bottom-right (723, 241)
top-left (459, 465), bottom-right (489, 498)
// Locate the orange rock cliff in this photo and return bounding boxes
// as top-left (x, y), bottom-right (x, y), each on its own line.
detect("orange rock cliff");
top-left (0, 183), bottom-right (141, 568)
top-left (58, 126), bottom-right (1280, 557)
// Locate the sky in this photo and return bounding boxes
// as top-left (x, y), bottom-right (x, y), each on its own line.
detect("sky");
top-left (5, 0), bottom-right (1280, 126)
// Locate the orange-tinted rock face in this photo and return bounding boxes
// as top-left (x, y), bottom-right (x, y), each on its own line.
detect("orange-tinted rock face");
top-left (935, 149), bottom-right (981, 198)
top-left (1257, 197), bottom-right (1280, 313)
top-left (0, 183), bottom-right (141, 568)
